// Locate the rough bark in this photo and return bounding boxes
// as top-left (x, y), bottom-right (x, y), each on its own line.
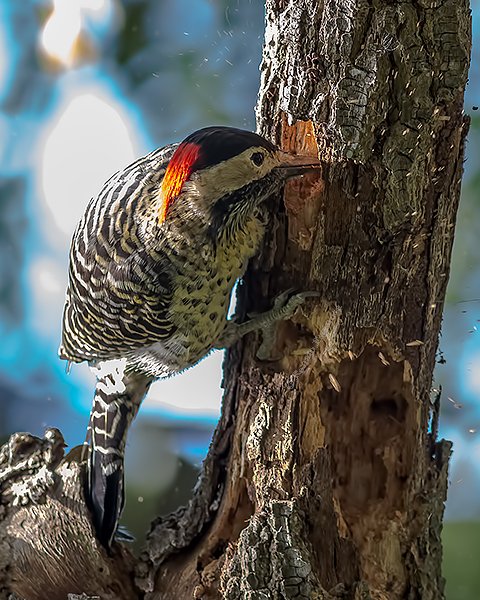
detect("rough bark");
top-left (0, 1), bottom-right (471, 599)
top-left (0, 430), bottom-right (137, 600)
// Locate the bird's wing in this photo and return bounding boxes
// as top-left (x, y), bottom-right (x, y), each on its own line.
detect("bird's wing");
top-left (60, 143), bottom-right (179, 363)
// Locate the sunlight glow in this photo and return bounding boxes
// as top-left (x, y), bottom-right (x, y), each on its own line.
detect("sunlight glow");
top-left (41, 0), bottom-right (82, 66)
top-left (40, 0), bottom-right (108, 66)
top-left (40, 88), bottom-right (139, 238)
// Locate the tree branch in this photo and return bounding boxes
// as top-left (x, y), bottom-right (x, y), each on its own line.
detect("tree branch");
top-left (0, 429), bottom-right (136, 600)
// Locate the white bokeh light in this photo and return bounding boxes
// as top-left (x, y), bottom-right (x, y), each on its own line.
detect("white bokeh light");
top-left (40, 0), bottom-right (110, 66)
top-left (41, 0), bottom-right (83, 66)
top-left (40, 87), bottom-right (141, 239)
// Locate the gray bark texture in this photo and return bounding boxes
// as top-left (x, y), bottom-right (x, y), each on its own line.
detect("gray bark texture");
top-left (0, 1), bottom-right (472, 599)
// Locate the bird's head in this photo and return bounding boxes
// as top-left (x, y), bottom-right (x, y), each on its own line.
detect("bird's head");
top-left (159, 126), bottom-right (319, 235)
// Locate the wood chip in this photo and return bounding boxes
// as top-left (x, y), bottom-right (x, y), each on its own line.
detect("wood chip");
top-left (378, 351), bottom-right (390, 366)
top-left (406, 340), bottom-right (424, 347)
top-left (328, 373), bottom-right (341, 392)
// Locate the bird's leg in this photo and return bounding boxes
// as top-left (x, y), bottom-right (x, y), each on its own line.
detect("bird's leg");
top-left (216, 290), bottom-right (319, 359)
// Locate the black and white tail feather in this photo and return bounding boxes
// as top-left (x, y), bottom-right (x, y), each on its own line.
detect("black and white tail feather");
top-left (85, 360), bottom-right (152, 547)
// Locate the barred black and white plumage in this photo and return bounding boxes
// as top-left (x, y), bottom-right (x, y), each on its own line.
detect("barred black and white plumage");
top-left (59, 126), bottom-right (318, 548)
top-left (61, 143), bottom-right (176, 365)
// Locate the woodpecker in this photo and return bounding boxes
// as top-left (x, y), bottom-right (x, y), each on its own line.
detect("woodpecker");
top-left (59, 126), bottom-right (318, 548)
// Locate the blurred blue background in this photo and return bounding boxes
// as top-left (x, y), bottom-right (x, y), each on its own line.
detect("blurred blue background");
top-left (0, 1), bottom-right (478, 596)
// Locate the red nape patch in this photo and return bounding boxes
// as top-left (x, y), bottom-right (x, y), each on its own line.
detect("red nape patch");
top-left (160, 142), bottom-right (201, 222)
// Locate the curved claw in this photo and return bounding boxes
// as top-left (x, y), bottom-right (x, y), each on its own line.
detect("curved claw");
top-left (217, 289), bottom-right (319, 356)
top-left (273, 290), bottom-right (320, 319)
top-left (271, 287), bottom-right (296, 310)
top-left (254, 290), bottom-right (320, 361)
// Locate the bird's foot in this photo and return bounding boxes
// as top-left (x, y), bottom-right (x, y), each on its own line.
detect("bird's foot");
top-left (216, 290), bottom-right (319, 359)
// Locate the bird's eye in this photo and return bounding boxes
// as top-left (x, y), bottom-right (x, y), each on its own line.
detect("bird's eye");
top-left (251, 152), bottom-right (265, 167)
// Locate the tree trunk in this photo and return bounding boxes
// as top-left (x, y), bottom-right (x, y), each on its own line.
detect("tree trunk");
top-left (0, 1), bottom-right (471, 599)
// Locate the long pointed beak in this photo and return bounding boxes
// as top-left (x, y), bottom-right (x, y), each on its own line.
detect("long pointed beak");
top-left (275, 150), bottom-right (320, 178)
